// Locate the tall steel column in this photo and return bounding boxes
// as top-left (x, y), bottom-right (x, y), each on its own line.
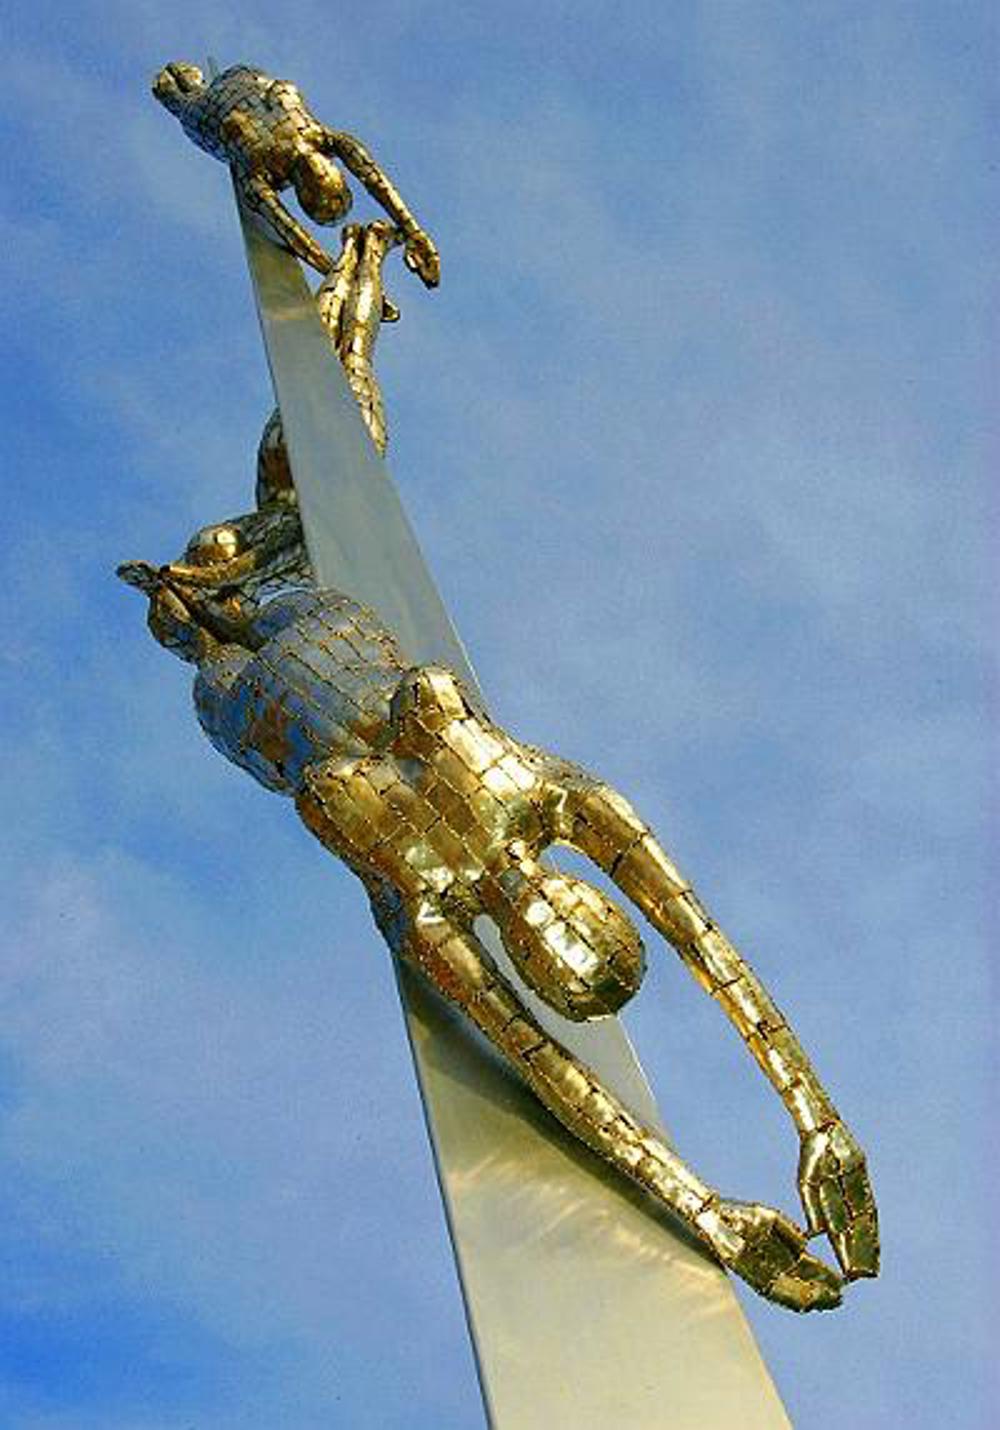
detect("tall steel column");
top-left (236, 203), bottom-right (790, 1428)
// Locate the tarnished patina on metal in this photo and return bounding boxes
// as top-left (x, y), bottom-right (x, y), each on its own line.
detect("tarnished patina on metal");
top-left (119, 527), bottom-right (878, 1310)
top-left (228, 206), bottom-right (795, 1427)
top-left (126, 56), bottom-right (880, 1423)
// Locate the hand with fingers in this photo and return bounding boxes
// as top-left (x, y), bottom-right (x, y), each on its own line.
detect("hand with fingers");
top-left (122, 528), bottom-right (881, 1315)
top-left (403, 228), bottom-right (441, 287)
top-left (798, 1121), bottom-right (880, 1280)
top-left (538, 767), bottom-right (881, 1299)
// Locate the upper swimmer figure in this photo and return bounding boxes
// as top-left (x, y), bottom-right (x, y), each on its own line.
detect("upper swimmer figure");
top-left (153, 62), bottom-right (440, 285)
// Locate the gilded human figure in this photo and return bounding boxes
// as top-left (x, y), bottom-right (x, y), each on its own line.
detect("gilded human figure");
top-left (153, 63), bottom-right (426, 612)
top-left (153, 62), bottom-right (440, 286)
top-left (119, 524), bottom-right (879, 1311)
top-left (128, 59), bottom-right (880, 1316)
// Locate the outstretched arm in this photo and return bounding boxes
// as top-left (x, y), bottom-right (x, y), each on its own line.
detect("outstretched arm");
top-left (362, 883), bottom-right (841, 1313)
top-left (239, 171), bottom-right (334, 274)
top-left (542, 764), bottom-right (879, 1281)
top-left (319, 128), bottom-right (440, 287)
top-left (217, 108), bottom-right (336, 274)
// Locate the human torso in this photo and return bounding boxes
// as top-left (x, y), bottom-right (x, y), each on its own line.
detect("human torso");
top-left (180, 66), bottom-right (316, 179)
top-left (193, 589), bottom-right (410, 794)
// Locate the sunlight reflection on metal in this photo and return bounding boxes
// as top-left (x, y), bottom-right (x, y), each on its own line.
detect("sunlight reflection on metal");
top-left (231, 203), bottom-right (791, 1424)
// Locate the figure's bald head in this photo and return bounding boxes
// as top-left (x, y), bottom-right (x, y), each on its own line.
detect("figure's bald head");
top-left (152, 62), bottom-right (205, 114)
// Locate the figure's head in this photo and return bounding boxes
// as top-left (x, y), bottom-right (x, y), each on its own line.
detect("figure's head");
top-left (291, 151), bottom-right (352, 226)
top-left (181, 521), bottom-right (245, 572)
top-left (492, 866), bottom-right (646, 1022)
top-left (152, 62), bottom-right (205, 115)
top-left (117, 522), bottom-right (259, 665)
top-left (117, 560), bottom-right (213, 664)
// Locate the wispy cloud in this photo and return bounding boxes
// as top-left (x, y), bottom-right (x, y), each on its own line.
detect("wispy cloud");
top-left (1, 2), bottom-right (993, 1426)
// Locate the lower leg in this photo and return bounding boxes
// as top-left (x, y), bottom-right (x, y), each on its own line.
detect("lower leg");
top-left (335, 225), bottom-right (401, 454)
top-left (315, 224), bottom-right (363, 348)
top-left (393, 902), bottom-right (841, 1312)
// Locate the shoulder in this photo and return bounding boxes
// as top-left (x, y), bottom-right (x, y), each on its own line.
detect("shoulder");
top-left (252, 588), bottom-right (369, 642)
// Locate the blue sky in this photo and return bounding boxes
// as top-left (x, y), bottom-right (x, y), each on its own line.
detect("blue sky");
top-left (1, 2), bottom-right (994, 1425)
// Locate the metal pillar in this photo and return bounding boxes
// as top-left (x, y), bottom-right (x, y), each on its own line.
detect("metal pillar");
top-left (237, 203), bottom-right (790, 1428)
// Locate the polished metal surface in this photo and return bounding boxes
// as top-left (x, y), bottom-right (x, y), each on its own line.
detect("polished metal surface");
top-left (119, 555), bottom-right (866, 1314)
top-left (240, 208), bottom-right (463, 672)
top-left (114, 53), bottom-right (885, 1427)
top-left (234, 205), bottom-right (796, 1425)
top-left (154, 62), bottom-right (440, 285)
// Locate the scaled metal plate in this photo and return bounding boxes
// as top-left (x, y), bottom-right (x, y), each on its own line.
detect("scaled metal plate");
top-left (238, 206), bottom-right (790, 1429)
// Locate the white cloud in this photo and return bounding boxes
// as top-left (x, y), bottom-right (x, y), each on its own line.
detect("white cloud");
top-left (1, 3), bottom-right (992, 1425)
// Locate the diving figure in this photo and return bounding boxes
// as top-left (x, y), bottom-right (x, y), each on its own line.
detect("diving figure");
top-left (153, 61), bottom-right (440, 286)
top-left (118, 536), bottom-right (879, 1314)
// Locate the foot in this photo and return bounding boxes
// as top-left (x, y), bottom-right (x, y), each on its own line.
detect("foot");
top-left (698, 1199), bottom-right (843, 1312)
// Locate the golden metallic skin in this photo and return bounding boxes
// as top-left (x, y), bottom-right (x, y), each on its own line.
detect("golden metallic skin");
top-left (156, 61), bottom-right (431, 466)
top-left (152, 217), bottom-right (404, 610)
top-left (303, 665), bottom-right (879, 1309)
top-left (120, 540), bottom-right (879, 1312)
top-left (260, 216), bottom-right (402, 490)
top-left (153, 62), bottom-right (439, 285)
top-left (123, 61), bottom-right (881, 1318)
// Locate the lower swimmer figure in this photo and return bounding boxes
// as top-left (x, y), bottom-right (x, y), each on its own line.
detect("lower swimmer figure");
top-left (118, 541), bottom-right (879, 1313)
